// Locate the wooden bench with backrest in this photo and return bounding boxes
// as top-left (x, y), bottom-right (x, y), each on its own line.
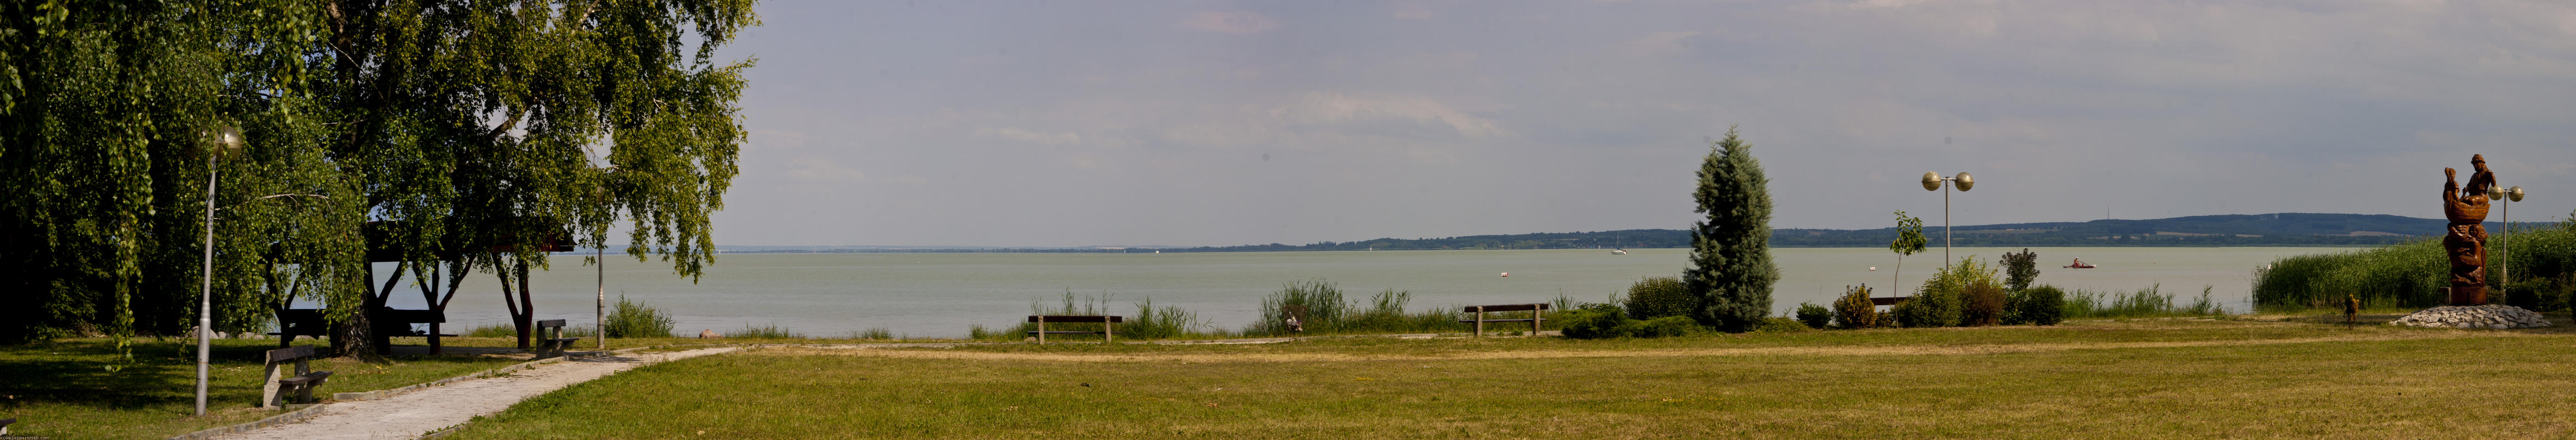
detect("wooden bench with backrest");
top-left (1, 417), bottom-right (15, 435)
top-left (1026, 315), bottom-right (1124, 344)
top-left (262, 345), bottom-right (334, 407)
top-left (1458, 303), bottom-right (1550, 337)
top-left (535, 319), bottom-right (583, 359)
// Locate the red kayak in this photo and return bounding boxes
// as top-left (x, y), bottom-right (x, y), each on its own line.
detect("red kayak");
top-left (2065, 263), bottom-right (2097, 268)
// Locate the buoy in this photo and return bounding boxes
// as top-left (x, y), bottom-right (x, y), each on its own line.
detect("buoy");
top-left (1500, 272), bottom-right (1510, 277)
top-left (1870, 267), bottom-right (1877, 271)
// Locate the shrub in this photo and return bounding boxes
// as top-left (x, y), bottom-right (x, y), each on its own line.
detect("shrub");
top-left (1793, 302), bottom-right (1832, 329)
top-left (2019, 285), bottom-right (2066, 325)
top-left (2001, 249), bottom-right (2039, 292)
top-left (1962, 283), bottom-right (2007, 327)
top-left (1751, 317), bottom-right (1811, 333)
top-left (1831, 285), bottom-right (1880, 329)
top-left (1120, 298), bottom-right (1209, 340)
top-left (603, 295), bottom-right (676, 338)
top-left (1635, 316), bottom-right (1701, 337)
top-left (1897, 255), bottom-right (2002, 327)
top-left (1893, 289), bottom-right (1959, 328)
top-left (726, 323), bottom-right (800, 339)
top-left (1559, 303), bottom-right (1635, 339)
top-left (1624, 276), bottom-right (1694, 321)
top-left (966, 324), bottom-right (992, 340)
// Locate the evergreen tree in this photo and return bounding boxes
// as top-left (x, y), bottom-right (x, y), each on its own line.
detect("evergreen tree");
top-left (1684, 127), bottom-right (1779, 332)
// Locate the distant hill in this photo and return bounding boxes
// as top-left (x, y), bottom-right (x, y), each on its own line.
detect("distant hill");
top-left (719, 213), bottom-right (2526, 254)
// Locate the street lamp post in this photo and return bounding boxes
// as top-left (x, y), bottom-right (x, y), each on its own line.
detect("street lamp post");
top-left (2490, 185), bottom-right (2524, 290)
top-left (1920, 172), bottom-right (1975, 269)
top-left (197, 126), bottom-right (244, 417)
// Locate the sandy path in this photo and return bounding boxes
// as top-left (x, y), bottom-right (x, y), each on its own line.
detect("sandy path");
top-left (215, 347), bottom-right (736, 440)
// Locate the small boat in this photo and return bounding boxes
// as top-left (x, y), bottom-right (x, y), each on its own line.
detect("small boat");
top-left (1611, 249), bottom-right (1628, 255)
top-left (2065, 263), bottom-right (2097, 268)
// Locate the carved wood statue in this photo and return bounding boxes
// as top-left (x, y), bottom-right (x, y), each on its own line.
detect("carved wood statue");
top-left (2440, 155), bottom-right (2496, 305)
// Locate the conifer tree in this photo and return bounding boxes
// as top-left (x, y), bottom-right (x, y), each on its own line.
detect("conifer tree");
top-left (1684, 127), bottom-right (1779, 332)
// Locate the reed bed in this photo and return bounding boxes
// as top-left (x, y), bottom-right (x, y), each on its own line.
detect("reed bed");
top-left (2253, 215), bottom-right (2576, 311)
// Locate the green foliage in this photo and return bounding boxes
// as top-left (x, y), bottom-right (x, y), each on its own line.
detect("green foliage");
top-left (0, 0), bottom-right (761, 349)
top-left (1561, 303), bottom-right (1700, 339)
top-left (1889, 211), bottom-right (1928, 294)
top-left (2005, 285), bottom-right (2067, 326)
top-left (853, 328), bottom-right (894, 340)
top-left (2061, 284), bottom-right (2224, 318)
top-left (2254, 212), bottom-right (2576, 311)
top-left (2001, 249), bottom-right (2040, 292)
top-left (965, 324), bottom-right (992, 340)
top-left (1635, 316), bottom-right (1701, 337)
top-left (1244, 280), bottom-right (1471, 337)
top-left (1558, 303), bottom-right (1635, 339)
top-left (1685, 127), bottom-right (1779, 332)
top-left (1751, 317), bottom-right (1812, 333)
top-left (1794, 302), bottom-right (1832, 329)
top-left (1895, 255), bottom-right (2001, 328)
top-left (726, 323), bottom-right (801, 339)
top-left (1963, 283), bottom-right (2008, 327)
top-left (603, 295), bottom-right (676, 338)
top-left (1832, 285), bottom-right (1881, 329)
top-left (1623, 276), bottom-right (1693, 321)
top-left (1121, 298), bottom-right (1212, 340)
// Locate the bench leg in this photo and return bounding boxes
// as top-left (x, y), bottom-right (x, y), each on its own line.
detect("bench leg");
top-left (1036, 320), bottom-right (1045, 345)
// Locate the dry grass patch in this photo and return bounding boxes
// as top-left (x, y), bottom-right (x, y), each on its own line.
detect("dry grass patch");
top-left (446, 318), bottom-right (2575, 439)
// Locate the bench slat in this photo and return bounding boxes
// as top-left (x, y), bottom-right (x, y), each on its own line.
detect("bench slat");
top-left (278, 371), bottom-right (333, 386)
top-left (266, 345), bottom-right (316, 363)
top-left (1870, 296), bottom-right (1908, 306)
top-left (536, 319), bottom-right (568, 328)
top-left (1461, 303), bottom-right (1550, 312)
top-left (1025, 315), bottom-right (1125, 323)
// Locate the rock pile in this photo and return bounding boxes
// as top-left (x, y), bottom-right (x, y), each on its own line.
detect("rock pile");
top-left (2389, 304), bottom-right (2553, 329)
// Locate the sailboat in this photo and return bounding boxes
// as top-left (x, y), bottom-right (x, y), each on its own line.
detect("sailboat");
top-left (1611, 248), bottom-right (1628, 255)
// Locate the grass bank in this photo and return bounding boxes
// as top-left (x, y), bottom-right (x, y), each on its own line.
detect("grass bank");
top-left (0, 337), bottom-right (525, 439)
top-left (446, 315), bottom-right (2572, 439)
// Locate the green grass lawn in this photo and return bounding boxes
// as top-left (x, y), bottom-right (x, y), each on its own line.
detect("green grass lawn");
top-left (0, 337), bottom-right (527, 440)
top-left (444, 314), bottom-right (2576, 439)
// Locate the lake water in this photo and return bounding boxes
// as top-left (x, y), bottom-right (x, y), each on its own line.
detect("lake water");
top-left (356, 246), bottom-right (2356, 338)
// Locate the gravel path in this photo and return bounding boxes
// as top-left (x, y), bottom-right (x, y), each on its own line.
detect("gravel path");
top-left (215, 347), bottom-right (737, 440)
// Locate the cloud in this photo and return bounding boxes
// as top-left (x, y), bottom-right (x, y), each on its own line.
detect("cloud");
top-left (1181, 11), bottom-right (1281, 34)
top-left (975, 127), bottom-right (1084, 146)
top-left (1270, 92), bottom-right (1514, 138)
top-left (784, 157), bottom-right (866, 183)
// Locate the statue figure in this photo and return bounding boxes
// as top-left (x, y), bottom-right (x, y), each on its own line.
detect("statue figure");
top-left (2440, 155), bottom-right (2496, 305)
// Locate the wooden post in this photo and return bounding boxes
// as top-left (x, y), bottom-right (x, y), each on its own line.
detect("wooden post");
top-left (1104, 318), bottom-right (1114, 344)
top-left (1036, 318), bottom-right (1046, 345)
top-left (1534, 306), bottom-right (1545, 334)
top-left (1472, 306), bottom-right (1485, 337)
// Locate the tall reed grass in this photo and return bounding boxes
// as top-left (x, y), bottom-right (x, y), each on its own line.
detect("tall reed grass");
top-left (2059, 284), bottom-right (2225, 318)
top-left (2253, 213), bottom-right (2576, 311)
top-left (1244, 279), bottom-right (1492, 337)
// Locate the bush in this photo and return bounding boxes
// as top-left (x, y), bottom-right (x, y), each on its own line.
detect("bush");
top-left (1962, 283), bottom-right (2007, 327)
top-left (603, 295), bottom-right (676, 338)
top-left (1831, 285), bottom-right (1880, 329)
top-left (726, 323), bottom-right (800, 339)
top-left (1635, 316), bottom-right (1701, 337)
top-left (2019, 285), bottom-right (2066, 325)
top-left (1624, 276), bottom-right (1693, 321)
top-left (1793, 302), bottom-right (1832, 329)
top-left (2001, 249), bottom-right (2040, 293)
top-left (1560, 303), bottom-right (1635, 339)
top-left (1120, 298), bottom-right (1209, 340)
top-left (1897, 255), bottom-right (2002, 328)
top-left (1751, 317), bottom-right (1811, 333)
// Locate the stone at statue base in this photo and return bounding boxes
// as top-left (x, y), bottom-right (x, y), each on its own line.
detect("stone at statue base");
top-left (2444, 287), bottom-right (2487, 306)
top-left (2389, 304), bottom-right (2551, 329)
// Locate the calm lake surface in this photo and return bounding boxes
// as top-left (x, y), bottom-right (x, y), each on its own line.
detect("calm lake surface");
top-left (363, 246), bottom-right (2357, 338)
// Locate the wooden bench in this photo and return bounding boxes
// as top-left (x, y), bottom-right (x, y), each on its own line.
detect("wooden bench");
top-left (1458, 303), bottom-right (1550, 337)
top-left (261, 346), bottom-right (334, 407)
top-left (1026, 315), bottom-right (1124, 344)
top-left (534, 319), bottom-right (583, 359)
top-left (1, 417), bottom-right (15, 435)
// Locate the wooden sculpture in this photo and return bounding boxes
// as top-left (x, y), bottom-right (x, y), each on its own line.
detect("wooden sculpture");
top-left (2440, 155), bottom-right (2496, 305)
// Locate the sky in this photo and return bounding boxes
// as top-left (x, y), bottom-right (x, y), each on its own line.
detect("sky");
top-left (706, 0), bottom-right (2576, 248)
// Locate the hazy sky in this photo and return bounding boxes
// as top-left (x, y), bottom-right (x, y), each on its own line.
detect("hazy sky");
top-left (709, 0), bottom-right (2576, 248)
